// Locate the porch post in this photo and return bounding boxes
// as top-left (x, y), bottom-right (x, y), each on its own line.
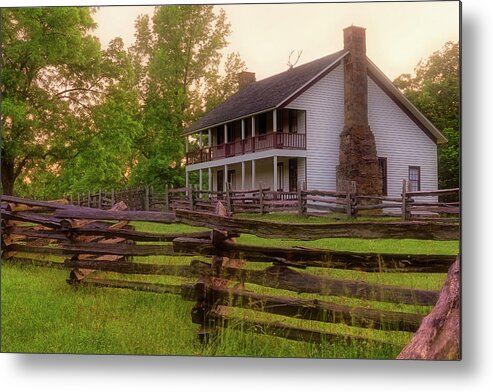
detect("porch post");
top-left (241, 161), bottom-right (245, 190)
top-left (185, 169), bottom-right (189, 188)
top-left (208, 128), bottom-right (212, 147)
top-left (208, 167), bottom-right (212, 191)
top-left (198, 131), bottom-right (203, 149)
top-left (251, 116), bottom-right (256, 153)
top-left (199, 169), bottom-right (203, 191)
top-left (273, 156), bottom-right (278, 191)
top-left (224, 124), bottom-right (228, 143)
top-left (251, 159), bottom-right (256, 189)
top-left (224, 164), bottom-right (228, 190)
top-left (273, 109), bottom-right (277, 132)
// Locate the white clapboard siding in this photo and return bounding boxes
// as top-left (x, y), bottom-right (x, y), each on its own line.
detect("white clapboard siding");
top-left (285, 63), bottom-right (438, 198)
top-left (285, 64), bottom-right (344, 191)
top-left (368, 77), bottom-right (438, 198)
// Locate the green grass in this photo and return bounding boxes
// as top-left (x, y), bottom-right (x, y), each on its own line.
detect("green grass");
top-left (1, 217), bottom-right (459, 358)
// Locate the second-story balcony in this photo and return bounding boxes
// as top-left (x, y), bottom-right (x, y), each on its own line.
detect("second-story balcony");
top-left (186, 132), bottom-right (306, 165)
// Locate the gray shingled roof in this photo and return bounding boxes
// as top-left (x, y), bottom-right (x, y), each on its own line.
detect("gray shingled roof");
top-left (186, 49), bottom-right (347, 133)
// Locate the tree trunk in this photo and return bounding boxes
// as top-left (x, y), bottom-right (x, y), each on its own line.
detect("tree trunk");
top-left (1, 157), bottom-right (15, 195)
top-left (397, 257), bottom-right (460, 360)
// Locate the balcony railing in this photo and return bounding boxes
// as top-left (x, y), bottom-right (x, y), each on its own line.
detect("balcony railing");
top-left (186, 132), bottom-right (306, 165)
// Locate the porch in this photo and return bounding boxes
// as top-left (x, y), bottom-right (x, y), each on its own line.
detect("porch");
top-left (185, 156), bottom-right (306, 194)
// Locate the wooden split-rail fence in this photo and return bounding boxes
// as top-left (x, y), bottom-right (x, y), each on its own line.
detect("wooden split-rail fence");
top-left (1, 195), bottom-right (459, 349)
top-left (63, 180), bottom-right (459, 222)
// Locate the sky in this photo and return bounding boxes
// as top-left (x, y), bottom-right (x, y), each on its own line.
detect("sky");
top-left (91, 1), bottom-right (460, 81)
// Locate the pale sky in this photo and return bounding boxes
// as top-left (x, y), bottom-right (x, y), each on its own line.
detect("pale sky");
top-left (92, 1), bottom-right (460, 81)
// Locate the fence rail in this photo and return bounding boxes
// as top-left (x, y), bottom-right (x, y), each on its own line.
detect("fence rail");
top-left (63, 180), bottom-right (459, 222)
top-left (1, 195), bottom-right (458, 350)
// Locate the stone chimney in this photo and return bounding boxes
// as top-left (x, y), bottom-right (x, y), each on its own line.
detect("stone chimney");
top-left (238, 71), bottom-right (256, 90)
top-left (336, 26), bottom-right (382, 196)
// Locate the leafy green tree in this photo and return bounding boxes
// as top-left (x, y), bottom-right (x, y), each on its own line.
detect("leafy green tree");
top-left (1, 7), bottom-right (102, 195)
top-left (129, 5), bottom-right (245, 189)
top-left (56, 38), bottom-right (143, 195)
top-left (394, 42), bottom-right (459, 191)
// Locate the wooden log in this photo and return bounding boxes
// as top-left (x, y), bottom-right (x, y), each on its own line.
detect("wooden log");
top-left (1, 195), bottom-right (70, 210)
top-left (408, 206), bottom-right (459, 214)
top-left (406, 188), bottom-right (459, 198)
top-left (216, 264), bottom-right (439, 306)
top-left (302, 189), bottom-right (345, 197)
top-left (173, 237), bottom-right (456, 273)
top-left (354, 203), bottom-right (402, 211)
top-left (7, 242), bottom-right (178, 257)
top-left (64, 259), bottom-right (210, 278)
top-left (81, 277), bottom-right (184, 296)
top-left (209, 308), bottom-right (400, 347)
top-left (397, 257), bottom-right (460, 360)
top-left (68, 227), bottom-right (211, 242)
top-left (1, 210), bottom-right (63, 229)
top-left (304, 195), bottom-right (347, 205)
top-left (201, 285), bottom-right (424, 331)
top-left (54, 208), bottom-right (177, 223)
top-left (4, 226), bottom-right (68, 241)
top-left (175, 209), bottom-right (460, 241)
top-left (304, 203), bottom-right (346, 213)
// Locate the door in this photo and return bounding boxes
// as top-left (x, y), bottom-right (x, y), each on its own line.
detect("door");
top-left (217, 170), bottom-right (224, 192)
top-left (227, 170), bottom-right (236, 190)
top-left (288, 158), bottom-right (298, 192)
top-left (277, 163), bottom-right (284, 192)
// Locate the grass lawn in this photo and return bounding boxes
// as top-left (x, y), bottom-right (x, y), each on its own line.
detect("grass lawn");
top-left (1, 215), bottom-right (459, 358)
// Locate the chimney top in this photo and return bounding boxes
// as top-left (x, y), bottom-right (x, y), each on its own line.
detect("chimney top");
top-left (343, 25), bottom-right (366, 55)
top-left (238, 71), bottom-right (256, 90)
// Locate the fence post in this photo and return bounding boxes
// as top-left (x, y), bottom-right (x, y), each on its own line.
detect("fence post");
top-left (401, 179), bottom-right (408, 221)
top-left (165, 184), bottom-right (169, 211)
top-left (98, 189), bottom-right (102, 209)
top-left (259, 183), bottom-right (264, 215)
top-left (77, 193), bottom-right (80, 206)
top-left (144, 185), bottom-right (150, 211)
top-left (190, 186), bottom-right (196, 211)
top-left (225, 183), bottom-right (232, 214)
top-left (345, 181), bottom-right (352, 219)
top-left (111, 188), bottom-right (115, 207)
top-left (87, 191), bottom-right (91, 208)
top-left (297, 182), bottom-right (303, 216)
top-left (351, 181), bottom-right (357, 218)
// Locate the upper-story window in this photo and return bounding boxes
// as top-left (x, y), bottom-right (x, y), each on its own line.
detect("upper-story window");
top-left (288, 110), bottom-right (298, 133)
top-left (258, 113), bottom-right (267, 135)
top-left (216, 126), bottom-right (224, 145)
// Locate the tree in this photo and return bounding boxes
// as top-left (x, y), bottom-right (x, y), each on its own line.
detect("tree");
top-left (394, 42), bottom-right (459, 191)
top-left (129, 5), bottom-right (245, 188)
top-left (1, 7), bottom-right (104, 195)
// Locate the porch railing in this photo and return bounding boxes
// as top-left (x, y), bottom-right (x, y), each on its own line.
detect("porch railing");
top-left (186, 132), bottom-right (306, 165)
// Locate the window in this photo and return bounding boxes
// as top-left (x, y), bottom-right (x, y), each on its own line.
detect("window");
top-left (288, 159), bottom-right (298, 192)
top-left (216, 127), bottom-right (224, 145)
top-left (276, 110), bottom-right (284, 132)
top-left (378, 157), bottom-right (387, 196)
top-left (277, 163), bottom-right (284, 191)
top-left (258, 113), bottom-right (267, 135)
top-left (409, 166), bottom-right (421, 192)
top-left (288, 110), bottom-right (298, 133)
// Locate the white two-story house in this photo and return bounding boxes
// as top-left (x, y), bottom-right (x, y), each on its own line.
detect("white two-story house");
top-left (183, 26), bottom-right (447, 198)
